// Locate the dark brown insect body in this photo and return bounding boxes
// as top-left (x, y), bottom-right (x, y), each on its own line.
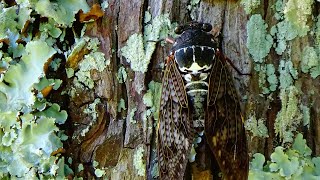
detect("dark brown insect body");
top-left (157, 22), bottom-right (248, 180)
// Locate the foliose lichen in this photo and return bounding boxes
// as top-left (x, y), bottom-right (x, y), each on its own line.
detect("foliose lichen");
top-left (246, 14), bottom-right (273, 63)
top-left (278, 60), bottom-right (298, 90)
top-left (133, 146), bottom-right (146, 177)
top-left (142, 81), bottom-right (162, 122)
top-left (81, 98), bottom-right (101, 136)
top-left (121, 12), bottom-right (173, 73)
top-left (301, 46), bottom-right (320, 78)
top-left (245, 113), bottom-right (269, 138)
top-left (249, 133), bottom-right (320, 179)
top-left (274, 86), bottom-right (302, 143)
top-left (240, 0), bottom-right (261, 14)
top-left (283, 0), bottom-right (313, 37)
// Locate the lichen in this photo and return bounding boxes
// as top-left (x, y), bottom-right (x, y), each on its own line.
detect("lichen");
top-left (256, 64), bottom-right (278, 94)
top-left (117, 98), bottom-right (126, 112)
top-left (240, 0), bottom-right (261, 14)
top-left (300, 105), bottom-right (310, 128)
top-left (117, 66), bottom-right (127, 83)
top-left (121, 13), bottom-right (173, 73)
top-left (133, 146), bottom-right (146, 177)
top-left (283, 0), bottom-right (313, 37)
top-left (245, 113), bottom-right (269, 138)
top-left (246, 14), bottom-right (273, 63)
top-left (81, 98), bottom-right (100, 136)
top-left (275, 86), bottom-right (302, 143)
top-left (0, 40), bottom-right (56, 112)
top-left (301, 46), bottom-right (320, 79)
top-left (142, 81), bottom-right (162, 122)
top-left (68, 37), bottom-right (109, 91)
top-left (249, 133), bottom-right (320, 179)
top-left (270, 21), bottom-right (298, 55)
top-left (278, 60), bottom-right (298, 90)
top-left (129, 107), bottom-right (137, 124)
top-left (187, 0), bottom-right (200, 20)
top-left (34, 0), bottom-right (90, 27)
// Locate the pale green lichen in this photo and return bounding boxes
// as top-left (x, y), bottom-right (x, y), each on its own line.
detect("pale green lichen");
top-left (71, 38), bottom-right (109, 90)
top-left (301, 46), bottom-right (320, 78)
top-left (187, 0), bottom-right (200, 20)
top-left (245, 114), bottom-right (269, 138)
top-left (34, 0), bottom-right (90, 27)
top-left (81, 98), bottom-right (101, 136)
top-left (0, 5), bottom-right (31, 41)
top-left (256, 64), bottom-right (278, 94)
top-left (246, 14), bottom-right (273, 63)
top-left (270, 21), bottom-right (299, 55)
top-left (117, 98), bottom-right (126, 112)
top-left (300, 105), bottom-right (310, 128)
top-left (249, 133), bottom-right (320, 179)
top-left (129, 107), bottom-right (137, 124)
top-left (77, 164), bottom-right (84, 172)
top-left (240, 0), bottom-right (261, 14)
top-left (101, 1), bottom-right (109, 11)
top-left (275, 86), bottom-right (302, 143)
top-left (66, 68), bottom-right (75, 78)
top-left (283, 0), bottom-right (313, 37)
top-left (133, 146), bottom-right (146, 177)
top-left (117, 66), bottom-right (127, 83)
top-left (142, 81), bottom-right (162, 122)
top-left (0, 40), bottom-right (56, 112)
top-left (121, 13), bottom-right (173, 73)
top-left (278, 60), bottom-right (298, 90)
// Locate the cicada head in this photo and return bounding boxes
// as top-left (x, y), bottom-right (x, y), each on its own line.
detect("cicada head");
top-left (171, 22), bottom-right (218, 73)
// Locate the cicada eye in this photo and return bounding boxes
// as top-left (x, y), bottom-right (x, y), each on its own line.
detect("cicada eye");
top-left (202, 23), bottom-right (212, 32)
top-left (175, 25), bottom-right (184, 34)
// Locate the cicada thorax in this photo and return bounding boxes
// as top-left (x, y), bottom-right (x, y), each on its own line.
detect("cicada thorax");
top-left (173, 45), bottom-right (215, 129)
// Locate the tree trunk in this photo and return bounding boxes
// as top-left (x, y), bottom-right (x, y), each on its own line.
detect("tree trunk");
top-left (65, 0), bottom-right (320, 179)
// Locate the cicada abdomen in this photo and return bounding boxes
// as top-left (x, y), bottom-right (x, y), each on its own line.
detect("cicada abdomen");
top-left (157, 22), bottom-right (248, 180)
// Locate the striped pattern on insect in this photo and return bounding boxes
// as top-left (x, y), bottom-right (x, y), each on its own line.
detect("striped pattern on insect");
top-left (157, 22), bottom-right (248, 180)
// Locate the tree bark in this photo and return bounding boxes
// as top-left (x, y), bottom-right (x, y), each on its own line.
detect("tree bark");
top-left (64, 0), bottom-right (320, 179)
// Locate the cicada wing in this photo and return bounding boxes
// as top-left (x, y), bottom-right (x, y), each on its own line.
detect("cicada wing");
top-left (158, 56), bottom-right (193, 180)
top-left (205, 53), bottom-right (248, 180)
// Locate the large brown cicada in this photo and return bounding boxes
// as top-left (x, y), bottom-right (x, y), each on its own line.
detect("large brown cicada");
top-left (157, 22), bottom-right (248, 180)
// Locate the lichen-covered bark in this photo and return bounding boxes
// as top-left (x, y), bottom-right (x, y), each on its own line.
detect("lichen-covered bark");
top-left (64, 0), bottom-right (320, 179)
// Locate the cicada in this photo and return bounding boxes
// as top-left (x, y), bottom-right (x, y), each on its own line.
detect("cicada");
top-left (157, 22), bottom-right (248, 180)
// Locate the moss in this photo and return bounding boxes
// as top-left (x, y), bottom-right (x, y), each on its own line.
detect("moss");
top-left (283, 0), bottom-right (313, 37)
top-left (246, 14), bottom-right (273, 63)
top-left (121, 13), bottom-right (173, 73)
top-left (133, 146), bottom-right (146, 177)
top-left (240, 0), bottom-right (261, 14)
top-left (245, 114), bottom-right (269, 138)
top-left (275, 86), bottom-right (302, 143)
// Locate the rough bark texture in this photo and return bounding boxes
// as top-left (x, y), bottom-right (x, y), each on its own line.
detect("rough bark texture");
top-left (63, 0), bottom-right (320, 179)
